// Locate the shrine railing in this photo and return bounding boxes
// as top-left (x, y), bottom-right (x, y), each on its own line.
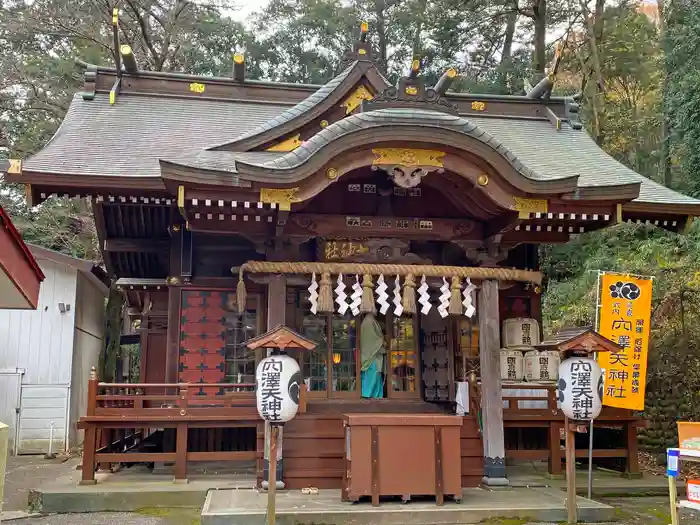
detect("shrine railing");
top-left (499, 382), bottom-right (643, 476)
top-left (77, 368), bottom-right (308, 484)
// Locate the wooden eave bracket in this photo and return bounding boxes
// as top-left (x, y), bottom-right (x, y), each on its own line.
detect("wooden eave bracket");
top-left (109, 7), bottom-right (122, 105)
top-left (109, 76), bottom-right (121, 105)
top-left (544, 107), bottom-right (561, 130)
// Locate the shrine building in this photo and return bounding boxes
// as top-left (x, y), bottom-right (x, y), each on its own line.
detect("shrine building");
top-left (6, 22), bottom-right (699, 492)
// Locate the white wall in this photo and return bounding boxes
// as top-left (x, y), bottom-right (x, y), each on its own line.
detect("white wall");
top-left (69, 273), bottom-right (106, 448)
top-left (0, 372), bottom-right (22, 454)
top-left (17, 385), bottom-right (69, 454)
top-left (0, 259), bottom-right (78, 454)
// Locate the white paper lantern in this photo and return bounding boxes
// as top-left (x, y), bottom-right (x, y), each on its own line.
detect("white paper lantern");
top-left (557, 357), bottom-right (603, 421)
top-left (256, 354), bottom-right (302, 424)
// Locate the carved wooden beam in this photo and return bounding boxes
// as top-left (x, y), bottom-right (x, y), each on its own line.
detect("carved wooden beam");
top-left (484, 212), bottom-right (519, 238)
top-left (285, 213), bottom-right (481, 241)
top-left (120, 44), bottom-right (138, 73)
top-left (233, 53), bottom-right (245, 82)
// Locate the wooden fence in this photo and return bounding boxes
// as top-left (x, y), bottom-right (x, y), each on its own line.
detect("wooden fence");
top-left (501, 382), bottom-right (644, 475)
top-left (77, 367), bottom-right (309, 485)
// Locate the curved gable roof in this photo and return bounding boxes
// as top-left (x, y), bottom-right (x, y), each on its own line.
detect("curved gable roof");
top-left (231, 108), bottom-right (582, 194)
top-left (162, 106), bottom-right (700, 210)
top-left (208, 60), bottom-right (390, 152)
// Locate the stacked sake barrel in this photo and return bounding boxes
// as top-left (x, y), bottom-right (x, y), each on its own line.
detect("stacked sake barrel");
top-left (498, 318), bottom-right (559, 382)
top-left (500, 317), bottom-right (559, 382)
top-left (499, 318), bottom-right (536, 381)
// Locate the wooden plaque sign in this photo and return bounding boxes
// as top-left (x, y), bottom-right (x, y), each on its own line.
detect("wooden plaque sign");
top-left (319, 239), bottom-right (369, 261)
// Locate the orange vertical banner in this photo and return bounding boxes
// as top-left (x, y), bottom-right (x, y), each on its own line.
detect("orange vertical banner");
top-left (597, 273), bottom-right (653, 410)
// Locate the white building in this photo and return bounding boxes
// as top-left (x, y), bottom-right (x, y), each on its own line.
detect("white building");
top-left (0, 245), bottom-right (108, 455)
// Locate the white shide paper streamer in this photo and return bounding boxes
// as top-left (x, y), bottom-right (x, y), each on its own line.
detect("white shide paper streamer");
top-left (393, 275), bottom-right (403, 317)
top-left (335, 273), bottom-right (349, 315)
top-left (349, 274), bottom-right (362, 316)
top-left (418, 275), bottom-right (432, 315)
top-left (376, 274), bottom-right (390, 315)
top-left (308, 272), bottom-right (318, 314)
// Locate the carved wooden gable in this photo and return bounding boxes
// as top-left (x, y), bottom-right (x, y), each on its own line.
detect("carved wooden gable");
top-left (296, 170), bottom-right (467, 219)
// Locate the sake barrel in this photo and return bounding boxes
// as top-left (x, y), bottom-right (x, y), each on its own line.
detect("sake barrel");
top-left (502, 317), bottom-right (541, 348)
top-left (500, 349), bottom-right (525, 381)
top-left (525, 350), bottom-right (561, 381)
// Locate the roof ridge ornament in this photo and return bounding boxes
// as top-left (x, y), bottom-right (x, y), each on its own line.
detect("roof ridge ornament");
top-left (361, 60), bottom-right (459, 115)
top-left (338, 22), bottom-right (375, 72)
top-left (526, 40), bottom-right (565, 101)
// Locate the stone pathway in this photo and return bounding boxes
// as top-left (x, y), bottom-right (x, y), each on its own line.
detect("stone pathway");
top-left (2, 497), bottom-right (698, 525)
top-left (3, 453), bottom-right (699, 525)
top-left (4, 509), bottom-right (201, 525)
top-left (3, 455), bottom-right (80, 512)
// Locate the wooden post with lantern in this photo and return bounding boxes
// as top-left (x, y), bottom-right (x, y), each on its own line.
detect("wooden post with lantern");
top-left (549, 328), bottom-right (620, 524)
top-left (247, 325), bottom-right (317, 525)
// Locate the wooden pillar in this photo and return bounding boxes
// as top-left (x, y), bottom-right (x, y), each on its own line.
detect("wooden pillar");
top-left (549, 422), bottom-right (563, 475)
top-left (624, 422), bottom-right (641, 478)
top-left (478, 279), bottom-right (508, 485)
top-left (174, 423), bottom-right (188, 484)
top-left (263, 274), bottom-right (286, 490)
top-left (165, 286), bottom-right (181, 384)
top-left (80, 367), bottom-right (99, 485)
top-left (165, 226), bottom-right (183, 384)
top-left (565, 418), bottom-right (577, 524)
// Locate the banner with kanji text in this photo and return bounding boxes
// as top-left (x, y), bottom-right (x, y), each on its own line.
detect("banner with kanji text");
top-left (597, 272), bottom-right (653, 410)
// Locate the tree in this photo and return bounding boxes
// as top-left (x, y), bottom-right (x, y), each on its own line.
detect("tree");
top-left (657, 0), bottom-right (673, 187)
top-left (597, 7), bottom-right (661, 176)
top-left (0, 0), bottom-right (256, 259)
top-left (665, 0), bottom-right (700, 196)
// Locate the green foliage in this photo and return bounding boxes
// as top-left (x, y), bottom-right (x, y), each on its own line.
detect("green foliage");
top-left (665, 0), bottom-right (700, 196)
top-left (543, 222), bottom-right (700, 453)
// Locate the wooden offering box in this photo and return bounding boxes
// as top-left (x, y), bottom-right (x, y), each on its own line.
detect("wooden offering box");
top-left (342, 413), bottom-right (462, 506)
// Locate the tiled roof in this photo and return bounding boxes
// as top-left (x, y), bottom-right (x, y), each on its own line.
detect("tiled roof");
top-left (470, 117), bottom-right (700, 205)
top-left (22, 85), bottom-right (700, 209)
top-left (234, 108), bottom-right (553, 181)
top-left (23, 93), bottom-right (290, 178)
top-left (209, 61), bottom-right (366, 151)
top-left (538, 327), bottom-right (594, 347)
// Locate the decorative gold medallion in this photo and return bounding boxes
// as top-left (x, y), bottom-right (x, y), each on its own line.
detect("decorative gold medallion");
top-left (266, 134), bottom-right (302, 152)
top-left (477, 173), bottom-right (489, 186)
top-left (341, 85), bottom-right (374, 114)
top-left (189, 82), bottom-right (205, 94)
top-left (471, 101), bottom-right (486, 111)
top-left (326, 168), bottom-right (339, 180)
top-left (320, 120), bottom-right (329, 128)
top-left (405, 86), bottom-right (418, 96)
top-left (260, 187), bottom-right (301, 211)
